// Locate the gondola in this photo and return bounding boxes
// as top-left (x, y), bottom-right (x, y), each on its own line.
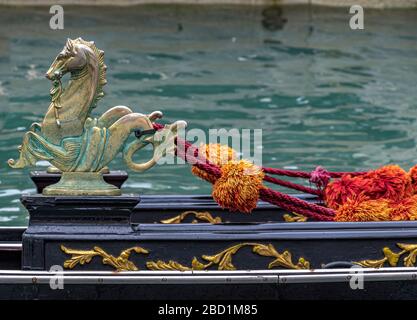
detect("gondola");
top-left (0, 171), bottom-right (416, 300)
top-left (2, 38), bottom-right (417, 301)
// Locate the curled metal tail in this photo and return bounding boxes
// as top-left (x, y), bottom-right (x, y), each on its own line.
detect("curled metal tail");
top-left (122, 139), bottom-right (156, 172)
top-left (122, 120), bottom-right (187, 173)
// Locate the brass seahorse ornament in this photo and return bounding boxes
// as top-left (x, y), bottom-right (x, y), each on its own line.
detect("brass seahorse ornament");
top-left (50, 74), bottom-right (63, 127)
top-left (8, 38), bottom-right (186, 196)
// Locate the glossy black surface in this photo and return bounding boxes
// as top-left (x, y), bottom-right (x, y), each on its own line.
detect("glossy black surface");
top-left (2, 172), bottom-right (417, 299)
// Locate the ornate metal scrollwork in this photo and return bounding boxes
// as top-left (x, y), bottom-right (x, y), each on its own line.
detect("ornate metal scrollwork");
top-left (160, 211), bottom-right (222, 224)
top-left (354, 243), bottom-right (417, 268)
top-left (61, 243), bottom-right (310, 271)
top-left (61, 245), bottom-right (149, 271)
top-left (283, 212), bottom-right (308, 222)
top-left (147, 243), bottom-right (310, 271)
top-left (58, 241), bottom-right (417, 271)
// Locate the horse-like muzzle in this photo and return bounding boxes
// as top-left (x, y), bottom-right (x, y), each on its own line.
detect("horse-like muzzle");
top-left (45, 59), bottom-right (67, 80)
top-left (45, 69), bottom-right (65, 81)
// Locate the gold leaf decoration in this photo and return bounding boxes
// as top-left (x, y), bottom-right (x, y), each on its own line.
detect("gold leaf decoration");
top-left (146, 243), bottom-right (309, 271)
top-left (61, 246), bottom-right (98, 269)
top-left (160, 211), bottom-right (222, 224)
top-left (62, 243), bottom-right (309, 272)
top-left (296, 257), bottom-right (310, 269)
top-left (61, 245), bottom-right (149, 271)
top-left (383, 247), bottom-right (400, 267)
top-left (252, 243), bottom-right (279, 258)
top-left (62, 242), bottom-right (417, 272)
top-left (283, 212), bottom-right (308, 222)
top-left (191, 257), bottom-right (207, 270)
top-left (404, 250), bottom-right (417, 267)
top-left (269, 250), bottom-right (293, 269)
top-left (354, 243), bottom-right (417, 268)
top-left (355, 258), bottom-right (387, 268)
top-left (145, 260), bottom-right (191, 271)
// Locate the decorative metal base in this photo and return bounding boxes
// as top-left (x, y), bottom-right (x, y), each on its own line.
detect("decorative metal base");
top-left (42, 172), bottom-right (121, 196)
top-left (30, 170), bottom-right (128, 194)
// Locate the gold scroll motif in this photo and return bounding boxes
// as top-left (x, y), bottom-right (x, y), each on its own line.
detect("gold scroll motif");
top-left (283, 212), bottom-right (308, 222)
top-left (146, 243), bottom-right (310, 271)
top-left (355, 243), bottom-right (417, 268)
top-left (61, 242), bottom-right (417, 271)
top-left (161, 210), bottom-right (308, 224)
top-left (61, 243), bottom-right (309, 271)
top-left (60, 245), bottom-right (149, 271)
top-left (160, 211), bottom-right (222, 224)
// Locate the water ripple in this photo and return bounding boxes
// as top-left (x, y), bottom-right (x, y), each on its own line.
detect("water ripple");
top-left (0, 5), bottom-right (416, 226)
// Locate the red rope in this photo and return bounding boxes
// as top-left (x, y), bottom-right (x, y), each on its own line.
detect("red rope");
top-left (259, 188), bottom-right (335, 217)
top-left (263, 175), bottom-right (322, 196)
top-left (259, 188), bottom-right (334, 221)
top-left (262, 167), bottom-right (311, 178)
top-left (262, 167), bottom-right (367, 179)
top-left (176, 138), bottom-right (222, 178)
top-left (152, 123), bottom-right (344, 221)
top-left (263, 166), bottom-right (367, 178)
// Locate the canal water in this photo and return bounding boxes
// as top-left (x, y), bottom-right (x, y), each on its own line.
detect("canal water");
top-left (0, 5), bottom-right (416, 225)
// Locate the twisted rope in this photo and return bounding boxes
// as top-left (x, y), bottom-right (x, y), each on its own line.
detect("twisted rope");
top-left (151, 123), bottom-right (365, 220)
top-left (259, 188), bottom-right (334, 221)
top-left (263, 175), bottom-right (322, 196)
top-left (263, 167), bottom-right (367, 178)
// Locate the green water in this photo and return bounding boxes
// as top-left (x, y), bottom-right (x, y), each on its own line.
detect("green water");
top-left (0, 5), bottom-right (416, 226)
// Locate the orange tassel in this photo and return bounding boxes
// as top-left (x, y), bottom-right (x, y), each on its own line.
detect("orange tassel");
top-left (325, 165), bottom-right (412, 210)
top-left (409, 165), bottom-right (417, 193)
top-left (191, 143), bottom-right (236, 184)
top-left (335, 195), bottom-right (392, 222)
top-left (325, 175), bottom-right (371, 209)
top-left (389, 195), bottom-right (417, 221)
top-left (212, 160), bottom-right (264, 213)
top-left (364, 165), bottom-right (412, 202)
